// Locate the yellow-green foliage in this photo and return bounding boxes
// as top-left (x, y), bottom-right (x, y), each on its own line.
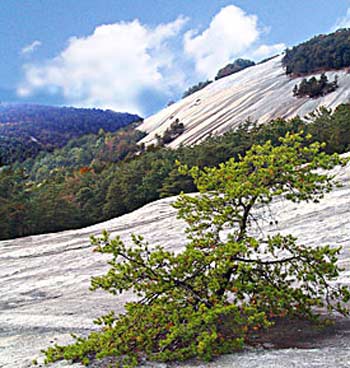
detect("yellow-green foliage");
top-left (44, 133), bottom-right (350, 367)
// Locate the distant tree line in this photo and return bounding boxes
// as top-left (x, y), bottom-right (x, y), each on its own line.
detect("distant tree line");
top-left (19, 124), bottom-right (145, 182)
top-left (283, 28), bottom-right (350, 75)
top-left (215, 58), bottom-right (255, 80)
top-left (1, 103), bottom-right (350, 240)
top-left (0, 104), bottom-right (140, 164)
top-left (182, 58), bottom-right (255, 98)
top-left (182, 81), bottom-right (212, 98)
top-left (293, 73), bottom-right (338, 98)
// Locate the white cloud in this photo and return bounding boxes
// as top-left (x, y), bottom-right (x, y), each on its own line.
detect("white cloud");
top-left (18, 17), bottom-right (187, 114)
top-left (184, 5), bottom-right (259, 77)
top-left (249, 43), bottom-right (285, 60)
top-left (21, 40), bottom-right (42, 55)
top-left (332, 8), bottom-right (350, 31)
top-left (184, 5), bottom-right (285, 78)
top-left (18, 6), bottom-right (286, 114)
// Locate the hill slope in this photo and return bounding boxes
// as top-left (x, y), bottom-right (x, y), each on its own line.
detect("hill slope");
top-left (138, 55), bottom-right (350, 147)
top-left (0, 155), bottom-right (349, 367)
top-left (0, 104), bottom-right (141, 164)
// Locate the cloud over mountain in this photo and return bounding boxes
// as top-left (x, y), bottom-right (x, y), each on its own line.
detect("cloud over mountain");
top-left (18, 17), bottom-right (187, 114)
top-left (332, 8), bottom-right (350, 30)
top-left (184, 5), bottom-right (259, 77)
top-left (18, 5), bottom-right (285, 114)
top-left (183, 5), bottom-right (285, 78)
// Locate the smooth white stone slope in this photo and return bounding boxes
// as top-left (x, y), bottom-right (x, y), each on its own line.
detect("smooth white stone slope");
top-left (0, 157), bottom-right (349, 367)
top-left (138, 56), bottom-right (350, 148)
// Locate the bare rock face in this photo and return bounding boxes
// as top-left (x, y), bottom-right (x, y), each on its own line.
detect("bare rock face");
top-left (138, 56), bottom-right (350, 148)
top-left (0, 159), bottom-right (350, 367)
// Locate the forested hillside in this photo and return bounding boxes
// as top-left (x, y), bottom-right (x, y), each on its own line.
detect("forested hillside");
top-left (0, 104), bottom-right (141, 164)
top-left (19, 124), bottom-right (145, 182)
top-left (2, 30), bottom-right (350, 240)
top-left (1, 103), bottom-right (350, 240)
top-left (283, 28), bottom-right (350, 75)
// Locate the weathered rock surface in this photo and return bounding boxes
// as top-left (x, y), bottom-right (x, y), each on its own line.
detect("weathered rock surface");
top-left (138, 56), bottom-right (350, 148)
top-left (0, 158), bottom-right (350, 368)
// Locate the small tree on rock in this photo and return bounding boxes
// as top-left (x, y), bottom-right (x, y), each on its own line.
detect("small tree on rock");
top-left (44, 132), bottom-right (350, 367)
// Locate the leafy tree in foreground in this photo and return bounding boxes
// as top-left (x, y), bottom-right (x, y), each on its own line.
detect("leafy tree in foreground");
top-left (44, 133), bottom-right (349, 367)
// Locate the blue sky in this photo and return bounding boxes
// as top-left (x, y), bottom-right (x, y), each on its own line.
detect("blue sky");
top-left (1, 0), bottom-right (350, 117)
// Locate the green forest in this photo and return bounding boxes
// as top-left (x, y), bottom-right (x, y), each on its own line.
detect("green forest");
top-left (2, 29), bottom-right (350, 241)
top-left (1, 103), bottom-right (350, 240)
top-left (283, 28), bottom-right (350, 75)
top-left (0, 104), bottom-right (140, 164)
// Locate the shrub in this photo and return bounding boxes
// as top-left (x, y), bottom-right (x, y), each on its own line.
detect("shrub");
top-left (215, 59), bottom-right (255, 80)
top-left (42, 133), bottom-right (350, 366)
top-left (156, 119), bottom-right (185, 146)
top-left (293, 73), bottom-right (338, 98)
